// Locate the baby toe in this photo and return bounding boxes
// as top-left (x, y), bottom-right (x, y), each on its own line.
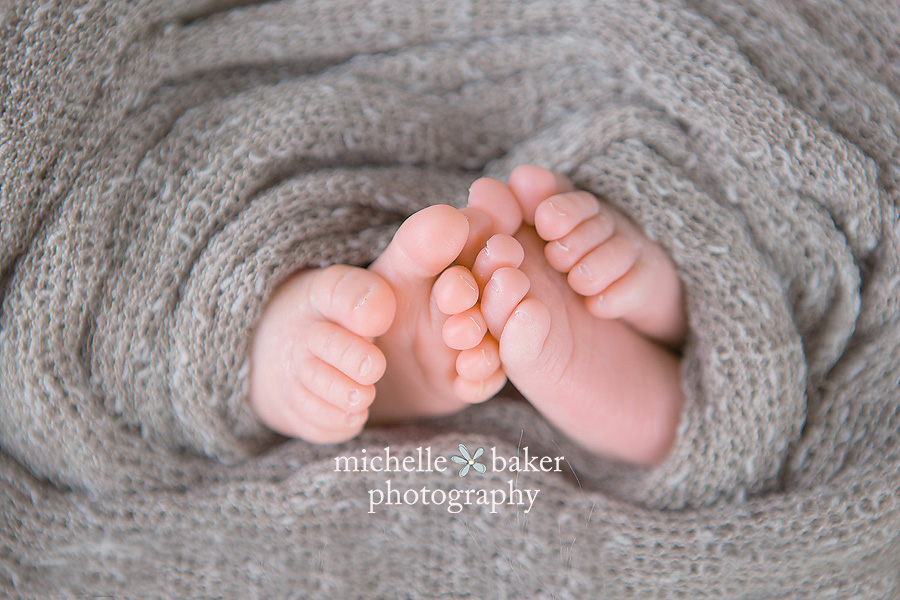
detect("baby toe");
top-left (456, 206), bottom-right (495, 267)
top-left (297, 406), bottom-right (370, 444)
top-left (497, 297), bottom-right (553, 367)
top-left (433, 265), bottom-right (479, 315)
top-left (369, 204), bottom-right (469, 285)
top-left (471, 234), bottom-right (525, 289)
top-left (480, 267), bottom-right (531, 339)
top-left (533, 190), bottom-right (602, 242)
top-left (303, 403), bottom-right (370, 443)
top-left (306, 321), bottom-right (386, 386)
top-left (508, 165), bottom-right (576, 225)
top-left (467, 177), bottom-right (523, 235)
top-left (455, 335), bottom-right (501, 381)
top-left (260, 377), bottom-right (368, 443)
top-left (453, 369), bottom-right (508, 404)
top-left (543, 212), bottom-right (616, 273)
top-left (309, 265), bottom-right (396, 339)
top-left (567, 233), bottom-right (639, 298)
top-left (442, 307), bottom-right (487, 351)
top-left (583, 260), bottom-right (654, 320)
top-left (586, 253), bottom-right (687, 346)
top-left (298, 355), bottom-right (377, 412)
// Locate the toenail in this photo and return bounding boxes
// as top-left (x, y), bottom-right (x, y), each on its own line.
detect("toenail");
top-left (461, 273), bottom-right (477, 292)
top-left (548, 200), bottom-right (566, 216)
top-left (481, 348), bottom-right (493, 366)
top-left (359, 355), bottom-right (372, 377)
top-left (354, 286), bottom-right (373, 310)
top-left (489, 277), bottom-right (501, 293)
top-left (345, 412), bottom-right (361, 426)
top-left (469, 316), bottom-right (482, 333)
top-left (554, 240), bottom-right (569, 252)
top-left (348, 389), bottom-right (361, 407)
top-left (514, 309), bottom-right (531, 323)
top-left (578, 263), bottom-right (593, 281)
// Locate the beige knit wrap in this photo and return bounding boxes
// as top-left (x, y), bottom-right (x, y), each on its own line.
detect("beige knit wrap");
top-left (2, 0), bottom-right (898, 597)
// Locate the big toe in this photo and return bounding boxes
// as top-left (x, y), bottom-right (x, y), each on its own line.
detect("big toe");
top-left (467, 177), bottom-right (523, 235)
top-left (508, 165), bottom-right (575, 225)
top-left (370, 204), bottom-right (469, 286)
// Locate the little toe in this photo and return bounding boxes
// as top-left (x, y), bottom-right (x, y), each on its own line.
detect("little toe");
top-left (472, 234), bottom-right (525, 289)
top-left (306, 321), bottom-right (386, 386)
top-left (508, 165), bottom-right (576, 225)
top-left (370, 204), bottom-right (469, 285)
top-left (308, 265), bottom-right (396, 339)
top-left (533, 191), bottom-right (602, 242)
top-left (480, 267), bottom-right (531, 339)
top-left (455, 335), bottom-right (501, 381)
top-left (433, 265), bottom-right (479, 315)
top-left (584, 260), bottom-right (655, 321)
top-left (586, 257), bottom-right (687, 346)
top-left (453, 369), bottom-right (508, 404)
top-left (442, 307), bottom-right (488, 351)
top-left (279, 413), bottom-right (367, 445)
top-left (543, 212), bottom-right (617, 273)
top-left (567, 233), bottom-right (639, 298)
top-left (264, 379), bottom-right (368, 443)
top-left (467, 177), bottom-right (523, 235)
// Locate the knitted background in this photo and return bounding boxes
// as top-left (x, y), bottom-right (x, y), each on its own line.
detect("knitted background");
top-left (1, 0), bottom-right (898, 597)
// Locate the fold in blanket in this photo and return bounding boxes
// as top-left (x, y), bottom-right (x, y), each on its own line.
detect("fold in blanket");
top-left (1, 0), bottom-right (898, 597)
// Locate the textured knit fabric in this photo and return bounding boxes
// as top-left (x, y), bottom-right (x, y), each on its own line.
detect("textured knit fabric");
top-left (2, 0), bottom-right (899, 597)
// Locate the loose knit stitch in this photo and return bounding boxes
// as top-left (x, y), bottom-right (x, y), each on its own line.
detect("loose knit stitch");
top-left (1, 1), bottom-right (899, 597)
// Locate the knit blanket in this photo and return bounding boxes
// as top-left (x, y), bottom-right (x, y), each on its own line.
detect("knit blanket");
top-left (2, 0), bottom-right (899, 597)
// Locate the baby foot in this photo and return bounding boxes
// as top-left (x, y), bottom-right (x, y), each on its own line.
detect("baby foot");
top-left (507, 165), bottom-right (686, 347)
top-left (367, 204), bottom-right (511, 423)
top-left (468, 175), bottom-right (684, 465)
top-left (248, 264), bottom-right (395, 443)
top-left (248, 198), bottom-right (523, 445)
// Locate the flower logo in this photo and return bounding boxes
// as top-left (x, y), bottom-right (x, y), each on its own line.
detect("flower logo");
top-left (450, 444), bottom-right (486, 477)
